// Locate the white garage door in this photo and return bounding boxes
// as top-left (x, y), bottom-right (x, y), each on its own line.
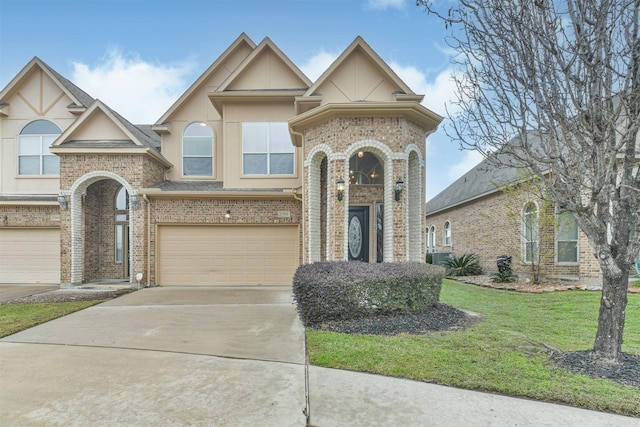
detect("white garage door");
top-left (157, 225), bottom-right (299, 286)
top-left (0, 228), bottom-right (60, 283)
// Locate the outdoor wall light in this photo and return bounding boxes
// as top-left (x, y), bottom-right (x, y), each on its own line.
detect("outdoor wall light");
top-left (130, 194), bottom-right (140, 210)
top-left (225, 210), bottom-right (231, 219)
top-left (57, 192), bottom-right (68, 210)
top-left (337, 177), bottom-right (345, 201)
top-left (394, 178), bottom-right (404, 201)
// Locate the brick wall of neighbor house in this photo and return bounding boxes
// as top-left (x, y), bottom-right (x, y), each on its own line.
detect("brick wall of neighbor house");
top-left (426, 189), bottom-right (600, 281)
top-left (0, 205), bottom-right (60, 228)
top-left (302, 116), bottom-right (426, 263)
top-left (146, 198), bottom-right (302, 284)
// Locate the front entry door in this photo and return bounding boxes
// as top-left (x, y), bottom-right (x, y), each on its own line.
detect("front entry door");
top-left (348, 206), bottom-right (369, 262)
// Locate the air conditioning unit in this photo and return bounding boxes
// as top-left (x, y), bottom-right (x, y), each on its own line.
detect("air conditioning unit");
top-left (432, 252), bottom-right (452, 266)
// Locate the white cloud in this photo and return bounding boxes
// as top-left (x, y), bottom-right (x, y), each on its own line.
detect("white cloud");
top-left (389, 62), bottom-right (460, 117)
top-left (447, 149), bottom-right (484, 181)
top-left (300, 50), bottom-right (339, 81)
top-left (365, 0), bottom-right (406, 10)
top-left (72, 49), bottom-right (194, 124)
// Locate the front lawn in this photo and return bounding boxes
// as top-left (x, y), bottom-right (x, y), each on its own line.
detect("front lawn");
top-left (0, 301), bottom-right (102, 338)
top-left (306, 279), bottom-right (640, 417)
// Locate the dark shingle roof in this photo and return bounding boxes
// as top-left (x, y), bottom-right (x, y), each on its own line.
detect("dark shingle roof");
top-left (59, 140), bottom-right (138, 148)
top-left (135, 125), bottom-right (162, 151)
top-left (426, 133), bottom-right (547, 215)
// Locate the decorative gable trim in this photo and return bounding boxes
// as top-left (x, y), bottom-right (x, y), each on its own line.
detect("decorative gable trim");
top-left (0, 57), bottom-right (93, 116)
top-left (153, 33), bottom-right (257, 129)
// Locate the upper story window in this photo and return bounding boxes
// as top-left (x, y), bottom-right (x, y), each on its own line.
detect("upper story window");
top-left (18, 119), bottom-right (61, 175)
top-left (349, 151), bottom-right (383, 185)
top-left (522, 202), bottom-right (539, 263)
top-left (242, 122), bottom-right (294, 175)
top-left (556, 210), bottom-right (579, 263)
top-left (444, 221), bottom-right (452, 246)
top-left (183, 122), bottom-right (213, 176)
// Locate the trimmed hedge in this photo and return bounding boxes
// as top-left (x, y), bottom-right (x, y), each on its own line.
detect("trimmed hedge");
top-left (292, 261), bottom-right (444, 326)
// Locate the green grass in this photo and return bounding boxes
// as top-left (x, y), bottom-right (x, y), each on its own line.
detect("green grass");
top-left (0, 301), bottom-right (102, 338)
top-left (307, 279), bottom-right (640, 417)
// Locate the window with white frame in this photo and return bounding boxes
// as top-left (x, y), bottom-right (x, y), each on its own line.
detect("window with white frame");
top-left (522, 202), bottom-right (539, 263)
top-left (242, 122), bottom-right (294, 175)
top-left (444, 221), bottom-right (452, 246)
top-left (18, 119), bottom-right (61, 175)
top-left (556, 210), bottom-right (578, 263)
top-left (114, 187), bottom-right (129, 264)
top-left (430, 225), bottom-right (436, 252)
top-left (183, 122), bottom-right (214, 176)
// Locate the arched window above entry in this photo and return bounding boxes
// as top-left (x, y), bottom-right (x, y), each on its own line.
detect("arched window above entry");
top-left (18, 119), bottom-right (61, 175)
top-left (183, 122), bottom-right (213, 176)
top-left (349, 151), bottom-right (384, 185)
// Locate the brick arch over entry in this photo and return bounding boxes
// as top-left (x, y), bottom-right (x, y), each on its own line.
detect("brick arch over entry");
top-left (64, 171), bottom-right (137, 286)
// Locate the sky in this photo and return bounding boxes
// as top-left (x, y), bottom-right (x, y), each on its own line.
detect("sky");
top-left (0, 0), bottom-right (483, 200)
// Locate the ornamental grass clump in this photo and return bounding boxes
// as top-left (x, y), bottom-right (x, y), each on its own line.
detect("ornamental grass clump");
top-left (443, 253), bottom-right (482, 277)
top-left (292, 261), bottom-right (444, 326)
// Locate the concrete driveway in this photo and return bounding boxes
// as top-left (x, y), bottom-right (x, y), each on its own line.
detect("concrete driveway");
top-left (1, 285), bottom-right (638, 426)
top-left (0, 286), bottom-right (307, 426)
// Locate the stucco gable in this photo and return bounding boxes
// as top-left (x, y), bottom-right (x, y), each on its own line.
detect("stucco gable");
top-left (154, 33), bottom-right (257, 127)
top-left (54, 100), bottom-right (157, 149)
top-left (0, 57), bottom-right (93, 117)
top-left (301, 37), bottom-right (417, 105)
top-left (218, 37), bottom-right (311, 92)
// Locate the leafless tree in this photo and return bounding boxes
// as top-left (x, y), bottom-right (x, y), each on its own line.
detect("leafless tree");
top-left (418, 0), bottom-right (640, 360)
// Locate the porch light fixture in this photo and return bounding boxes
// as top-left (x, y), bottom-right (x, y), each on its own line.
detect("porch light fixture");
top-left (337, 177), bottom-right (345, 201)
top-left (394, 178), bottom-right (404, 201)
top-left (57, 192), bottom-right (68, 210)
top-left (130, 194), bottom-right (140, 210)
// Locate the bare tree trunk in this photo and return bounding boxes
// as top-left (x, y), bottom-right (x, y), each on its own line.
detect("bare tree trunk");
top-left (593, 259), bottom-right (629, 359)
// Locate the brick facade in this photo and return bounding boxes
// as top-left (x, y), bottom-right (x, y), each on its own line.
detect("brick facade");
top-left (426, 188), bottom-right (601, 281)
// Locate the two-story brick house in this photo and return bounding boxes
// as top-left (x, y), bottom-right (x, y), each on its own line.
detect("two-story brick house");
top-left (0, 34), bottom-right (442, 287)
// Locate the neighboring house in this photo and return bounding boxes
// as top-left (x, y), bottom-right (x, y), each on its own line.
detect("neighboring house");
top-left (425, 149), bottom-right (602, 283)
top-left (0, 34), bottom-right (442, 287)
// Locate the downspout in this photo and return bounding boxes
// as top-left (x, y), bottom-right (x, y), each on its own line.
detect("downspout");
top-left (289, 127), bottom-right (306, 264)
top-left (143, 194), bottom-right (152, 287)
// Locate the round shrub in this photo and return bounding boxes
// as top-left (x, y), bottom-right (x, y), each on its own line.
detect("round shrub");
top-left (292, 261), bottom-right (444, 326)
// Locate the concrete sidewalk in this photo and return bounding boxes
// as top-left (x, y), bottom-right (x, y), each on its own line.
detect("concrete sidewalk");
top-left (0, 286), bottom-right (638, 426)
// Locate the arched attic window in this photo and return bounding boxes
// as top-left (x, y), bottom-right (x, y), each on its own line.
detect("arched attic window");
top-left (183, 122), bottom-right (214, 176)
top-left (18, 119), bottom-right (61, 175)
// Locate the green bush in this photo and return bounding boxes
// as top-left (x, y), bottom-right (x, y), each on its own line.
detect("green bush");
top-left (292, 261), bottom-right (444, 326)
top-left (490, 269), bottom-right (518, 283)
top-left (443, 253), bottom-right (482, 276)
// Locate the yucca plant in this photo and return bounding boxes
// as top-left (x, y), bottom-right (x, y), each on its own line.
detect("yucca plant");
top-left (443, 253), bottom-right (482, 276)
top-left (490, 269), bottom-right (518, 283)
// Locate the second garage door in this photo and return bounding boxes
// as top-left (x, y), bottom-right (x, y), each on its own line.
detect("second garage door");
top-left (157, 225), bottom-right (299, 286)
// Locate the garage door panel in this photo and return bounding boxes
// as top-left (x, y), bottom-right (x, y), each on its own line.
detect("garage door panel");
top-left (0, 229), bottom-right (60, 283)
top-left (158, 225), bottom-right (299, 286)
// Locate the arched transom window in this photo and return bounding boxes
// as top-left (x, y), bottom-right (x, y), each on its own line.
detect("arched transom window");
top-left (349, 151), bottom-right (384, 185)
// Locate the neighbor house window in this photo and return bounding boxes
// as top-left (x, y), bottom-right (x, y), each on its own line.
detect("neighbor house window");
top-left (556, 210), bottom-right (578, 263)
top-left (18, 119), bottom-right (61, 175)
top-left (522, 202), bottom-right (539, 263)
top-left (444, 221), bottom-right (452, 246)
top-left (183, 122), bottom-right (213, 176)
top-left (429, 225), bottom-right (436, 252)
top-left (242, 122), bottom-right (294, 175)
